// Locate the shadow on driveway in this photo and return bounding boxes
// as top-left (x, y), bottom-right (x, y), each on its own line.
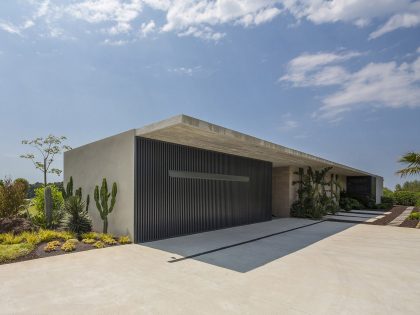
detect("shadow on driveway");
top-left (143, 218), bottom-right (356, 273)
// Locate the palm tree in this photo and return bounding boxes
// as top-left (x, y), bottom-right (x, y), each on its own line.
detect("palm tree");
top-left (397, 152), bottom-right (420, 177)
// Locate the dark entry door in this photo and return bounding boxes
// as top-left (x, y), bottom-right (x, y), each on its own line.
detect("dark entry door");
top-left (135, 137), bottom-right (272, 242)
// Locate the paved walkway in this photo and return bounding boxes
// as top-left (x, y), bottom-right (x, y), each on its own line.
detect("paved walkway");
top-left (325, 210), bottom-right (387, 223)
top-left (1, 219), bottom-right (420, 314)
top-left (388, 206), bottom-right (414, 226)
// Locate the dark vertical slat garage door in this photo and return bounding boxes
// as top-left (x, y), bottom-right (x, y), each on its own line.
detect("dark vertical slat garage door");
top-left (135, 137), bottom-right (272, 243)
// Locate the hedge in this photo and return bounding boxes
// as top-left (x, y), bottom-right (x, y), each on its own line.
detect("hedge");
top-left (393, 191), bottom-right (420, 206)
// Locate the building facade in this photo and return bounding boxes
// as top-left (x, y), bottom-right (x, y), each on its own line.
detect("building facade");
top-left (64, 115), bottom-right (383, 242)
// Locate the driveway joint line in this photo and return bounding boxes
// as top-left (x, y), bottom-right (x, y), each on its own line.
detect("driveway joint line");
top-left (168, 220), bottom-right (327, 263)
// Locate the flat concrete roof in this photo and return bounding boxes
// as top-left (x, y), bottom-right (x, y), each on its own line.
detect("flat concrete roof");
top-left (136, 114), bottom-right (380, 177)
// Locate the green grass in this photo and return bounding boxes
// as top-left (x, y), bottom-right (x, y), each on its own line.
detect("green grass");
top-left (0, 243), bottom-right (35, 263)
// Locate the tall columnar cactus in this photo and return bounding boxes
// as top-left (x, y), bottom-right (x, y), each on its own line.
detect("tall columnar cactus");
top-left (75, 187), bottom-right (82, 200)
top-left (85, 194), bottom-right (90, 212)
top-left (94, 178), bottom-right (117, 233)
top-left (44, 186), bottom-right (53, 228)
top-left (63, 176), bottom-right (74, 200)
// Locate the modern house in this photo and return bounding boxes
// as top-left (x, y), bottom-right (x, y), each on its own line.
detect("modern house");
top-left (64, 115), bottom-right (383, 242)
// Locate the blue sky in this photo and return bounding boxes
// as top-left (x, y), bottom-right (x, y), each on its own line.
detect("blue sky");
top-left (0, 0), bottom-right (419, 189)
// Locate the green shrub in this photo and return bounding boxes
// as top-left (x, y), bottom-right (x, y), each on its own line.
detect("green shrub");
top-left (339, 196), bottom-right (363, 211)
top-left (383, 187), bottom-right (394, 198)
top-left (0, 229), bottom-right (75, 246)
top-left (81, 232), bottom-right (100, 240)
top-left (0, 233), bottom-right (24, 245)
top-left (376, 203), bottom-right (391, 209)
top-left (393, 191), bottom-right (420, 206)
top-left (43, 240), bottom-right (61, 252)
top-left (0, 243), bottom-right (35, 263)
top-left (118, 236), bottom-right (131, 244)
top-left (61, 240), bottom-right (76, 252)
top-left (408, 212), bottom-right (420, 220)
top-left (102, 236), bottom-right (117, 245)
top-left (93, 241), bottom-right (105, 249)
top-left (36, 229), bottom-right (74, 243)
top-left (98, 233), bottom-right (114, 241)
top-left (61, 196), bottom-right (92, 236)
top-left (381, 196), bottom-right (395, 206)
top-left (32, 185), bottom-right (64, 229)
top-left (0, 177), bottom-right (27, 218)
top-left (14, 178), bottom-right (29, 198)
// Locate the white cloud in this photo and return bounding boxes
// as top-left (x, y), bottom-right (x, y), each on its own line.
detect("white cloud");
top-left (369, 11), bottom-right (420, 39)
top-left (103, 38), bottom-right (129, 45)
top-left (66, 0), bottom-right (143, 35)
top-left (168, 65), bottom-right (202, 76)
top-left (178, 26), bottom-right (225, 41)
top-left (0, 21), bottom-right (22, 35)
top-left (1, 0), bottom-right (419, 41)
top-left (278, 113), bottom-right (299, 131)
top-left (156, 0), bottom-right (281, 40)
top-left (280, 119), bottom-right (298, 130)
top-left (281, 50), bottom-right (420, 120)
top-left (279, 51), bottom-right (361, 87)
top-left (283, 0), bottom-right (420, 39)
top-left (140, 20), bottom-right (156, 37)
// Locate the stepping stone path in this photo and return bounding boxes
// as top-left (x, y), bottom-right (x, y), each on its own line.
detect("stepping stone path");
top-left (388, 207), bottom-right (414, 227)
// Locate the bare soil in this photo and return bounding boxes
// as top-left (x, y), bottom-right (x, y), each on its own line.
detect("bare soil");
top-left (400, 208), bottom-right (419, 228)
top-left (368, 206), bottom-right (407, 226)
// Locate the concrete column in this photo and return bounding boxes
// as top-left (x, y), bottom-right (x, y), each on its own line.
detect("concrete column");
top-left (272, 167), bottom-right (292, 217)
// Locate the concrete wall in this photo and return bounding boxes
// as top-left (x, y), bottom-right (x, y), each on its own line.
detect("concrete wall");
top-left (376, 176), bottom-right (384, 204)
top-left (272, 166), bottom-right (349, 217)
top-left (64, 130), bottom-right (136, 239)
top-left (272, 167), bottom-right (293, 217)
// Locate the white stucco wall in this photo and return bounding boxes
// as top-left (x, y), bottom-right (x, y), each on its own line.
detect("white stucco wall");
top-left (64, 130), bottom-right (136, 239)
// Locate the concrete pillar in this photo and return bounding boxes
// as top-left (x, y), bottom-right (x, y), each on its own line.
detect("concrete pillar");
top-left (272, 167), bottom-right (292, 217)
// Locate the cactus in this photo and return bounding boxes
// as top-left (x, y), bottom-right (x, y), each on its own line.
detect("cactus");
top-left (44, 186), bottom-right (53, 228)
top-left (63, 176), bottom-right (89, 212)
top-left (94, 178), bottom-right (117, 234)
top-left (63, 176), bottom-right (73, 200)
top-left (85, 194), bottom-right (90, 212)
top-left (75, 187), bottom-right (82, 200)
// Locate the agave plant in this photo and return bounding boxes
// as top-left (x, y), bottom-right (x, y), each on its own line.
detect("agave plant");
top-left (61, 196), bottom-right (92, 236)
top-left (397, 152), bottom-right (420, 177)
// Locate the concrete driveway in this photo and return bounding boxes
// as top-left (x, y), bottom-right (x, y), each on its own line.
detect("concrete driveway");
top-left (1, 219), bottom-right (420, 314)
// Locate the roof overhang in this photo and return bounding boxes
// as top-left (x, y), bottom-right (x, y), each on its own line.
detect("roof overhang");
top-left (136, 115), bottom-right (379, 177)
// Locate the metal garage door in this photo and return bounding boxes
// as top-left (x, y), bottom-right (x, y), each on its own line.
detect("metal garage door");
top-left (135, 137), bottom-right (272, 242)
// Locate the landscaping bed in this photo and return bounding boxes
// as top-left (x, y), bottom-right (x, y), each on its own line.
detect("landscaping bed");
top-left (0, 230), bottom-right (131, 265)
top-left (400, 208), bottom-right (420, 228)
top-left (368, 206), bottom-right (406, 226)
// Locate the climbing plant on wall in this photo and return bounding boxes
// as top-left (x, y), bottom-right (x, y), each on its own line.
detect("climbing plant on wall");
top-left (290, 166), bottom-right (340, 219)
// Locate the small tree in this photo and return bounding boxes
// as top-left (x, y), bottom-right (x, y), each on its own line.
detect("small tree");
top-left (20, 135), bottom-right (71, 187)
